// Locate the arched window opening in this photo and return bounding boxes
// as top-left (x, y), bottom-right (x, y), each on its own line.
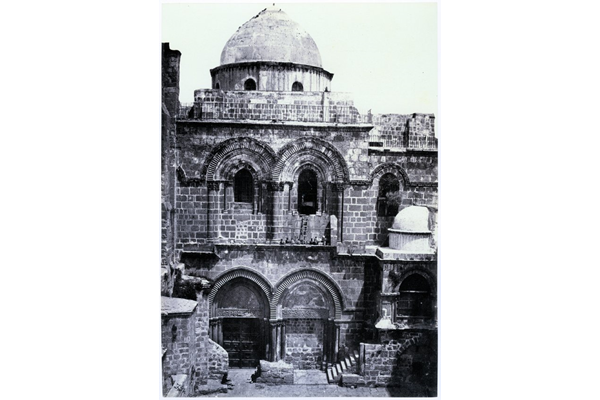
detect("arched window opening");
top-left (377, 173), bottom-right (400, 217)
top-left (244, 78), bottom-right (256, 91)
top-left (298, 169), bottom-right (318, 215)
top-left (215, 82), bottom-right (220, 90)
top-left (234, 169), bottom-right (254, 203)
top-left (292, 81), bottom-right (303, 92)
top-left (397, 274), bottom-right (432, 319)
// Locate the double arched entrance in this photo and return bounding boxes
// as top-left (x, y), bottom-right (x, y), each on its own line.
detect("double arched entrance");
top-left (209, 268), bottom-right (344, 370)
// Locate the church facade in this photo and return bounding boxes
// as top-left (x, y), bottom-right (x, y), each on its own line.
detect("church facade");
top-left (161, 6), bottom-right (438, 397)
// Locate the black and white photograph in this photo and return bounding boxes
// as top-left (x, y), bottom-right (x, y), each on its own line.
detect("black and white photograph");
top-left (161, 2), bottom-right (438, 397)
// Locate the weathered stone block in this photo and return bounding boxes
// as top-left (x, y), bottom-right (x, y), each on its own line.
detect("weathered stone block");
top-left (255, 360), bottom-right (294, 385)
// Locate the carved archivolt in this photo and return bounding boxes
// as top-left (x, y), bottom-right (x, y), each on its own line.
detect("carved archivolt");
top-left (209, 267), bottom-right (273, 308)
top-left (393, 267), bottom-right (436, 294)
top-left (201, 137), bottom-right (277, 182)
top-left (272, 269), bottom-right (344, 320)
top-left (272, 138), bottom-right (349, 184)
top-left (371, 163), bottom-right (410, 188)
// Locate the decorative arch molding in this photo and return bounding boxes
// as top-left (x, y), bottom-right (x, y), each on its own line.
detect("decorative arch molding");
top-left (200, 137), bottom-right (277, 182)
top-left (393, 267), bottom-right (437, 295)
top-left (272, 138), bottom-right (349, 183)
top-left (371, 163), bottom-right (410, 188)
top-left (220, 160), bottom-right (259, 184)
top-left (209, 267), bottom-right (273, 308)
top-left (291, 162), bottom-right (327, 185)
top-left (272, 268), bottom-right (344, 320)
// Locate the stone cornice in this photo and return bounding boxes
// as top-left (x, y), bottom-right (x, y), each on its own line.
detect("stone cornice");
top-left (210, 61), bottom-right (334, 80)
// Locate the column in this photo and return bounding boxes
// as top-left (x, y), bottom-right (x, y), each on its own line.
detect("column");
top-left (270, 320), bottom-right (277, 361)
top-left (333, 322), bottom-right (341, 363)
top-left (276, 324), bottom-right (282, 361)
top-left (281, 322), bottom-right (286, 362)
top-left (217, 318), bottom-right (223, 346)
top-left (266, 182), bottom-right (285, 242)
top-left (209, 319), bottom-right (216, 342)
top-left (325, 318), bottom-right (333, 366)
top-left (269, 319), bottom-right (284, 361)
top-left (206, 181), bottom-right (221, 241)
top-left (332, 183), bottom-right (345, 242)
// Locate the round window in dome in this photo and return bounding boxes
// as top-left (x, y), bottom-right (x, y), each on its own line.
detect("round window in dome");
top-left (292, 82), bottom-right (303, 92)
top-left (244, 78), bottom-right (256, 91)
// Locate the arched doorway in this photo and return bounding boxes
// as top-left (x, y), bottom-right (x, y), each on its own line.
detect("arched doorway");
top-left (279, 280), bottom-right (334, 369)
top-left (212, 278), bottom-right (270, 368)
top-left (272, 269), bottom-right (345, 369)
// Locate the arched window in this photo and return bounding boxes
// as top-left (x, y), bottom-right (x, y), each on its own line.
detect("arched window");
top-left (377, 173), bottom-right (400, 217)
top-left (234, 169), bottom-right (253, 203)
top-left (298, 169), bottom-right (318, 215)
top-left (244, 78), bottom-right (256, 91)
top-left (396, 274), bottom-right (432, 319)
top-left (292, 81), bottom-right (303, 92)
top-left (215, 82), bottom-right (220, 90)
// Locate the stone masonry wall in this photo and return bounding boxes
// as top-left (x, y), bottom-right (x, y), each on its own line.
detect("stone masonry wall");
top-left (193, 90), bottom-right (359, 124)
top-left (207, 339), bottom-right (228, 380)
top-left (369, 113), bottom-right (437, 150)
top-left (174, 121), bottom-right (436, 248)
top-left (360, 330), bottom-right (437, 394)
top-left (162, 310), bottom-right (198, 395)
top-left (194, 293), bottom-right (229, 386)
top-left (161, 43), bottom-right (181, 268)
top-left (284, 319), bottom-right (324, 369)
top-left (181, 246), bottom-right (373, 355)
top-left (162, 293), bottom-right (229, 396)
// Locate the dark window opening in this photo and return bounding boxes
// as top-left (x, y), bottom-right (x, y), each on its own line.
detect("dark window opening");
top-left (234, 169), bottom-right (254, 203)
top-left (171, 325), bottom-right (177, 342)
top-left (397, 274), bottom-right (432, 319)
top-left (292, 81), bottom-right (304, 92)
top-left (377, 173), bottom-right (400, 217)
top-left (215, 82), bottom-right (220, 89)
top-left (298, 169), bottom-right (318, 215)
top-left (244, 78), bottom-right (256, 91)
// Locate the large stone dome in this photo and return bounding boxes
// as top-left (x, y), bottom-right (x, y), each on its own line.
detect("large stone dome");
top-left (220, 7), bottom-right (323, 68)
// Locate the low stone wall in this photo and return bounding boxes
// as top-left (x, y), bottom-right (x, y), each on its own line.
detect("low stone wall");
top-left (255, 360), bottom-right (294, 385)
top-left (359, 330), bottom-right (437, 394)
top-left (207, 339), bottom-right (229, 381)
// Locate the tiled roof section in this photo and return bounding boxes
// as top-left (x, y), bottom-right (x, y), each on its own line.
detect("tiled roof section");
top-left (161, 296), bottom-right (197, 315)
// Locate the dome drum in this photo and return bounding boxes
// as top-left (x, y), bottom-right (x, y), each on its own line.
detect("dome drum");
top-left (211, 61), bottom-right (333, 92)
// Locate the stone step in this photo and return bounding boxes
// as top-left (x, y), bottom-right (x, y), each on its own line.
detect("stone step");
top-left (349, 354), bottom-right (356, 366)
top-left (346, 356), bottom-right (353, 367)
top-left (340, 359), bottom-right (347, 372)
top-left (335, 364), bottom-right (342, 376)
top-left (326, 368), bottom-right (334, 383)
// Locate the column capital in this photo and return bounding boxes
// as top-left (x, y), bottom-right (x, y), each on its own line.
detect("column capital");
top-left (331, 182), bottom-right (347, 192)
top-left (207, 181), bottom-right (220, 191)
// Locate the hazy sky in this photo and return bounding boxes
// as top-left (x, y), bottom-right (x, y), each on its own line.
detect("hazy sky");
top-left (162, 2), bottom-right (437, 116)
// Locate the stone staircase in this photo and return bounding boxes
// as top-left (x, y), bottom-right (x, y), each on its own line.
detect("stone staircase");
top-left (325, 350), bottom-right (360, 384)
